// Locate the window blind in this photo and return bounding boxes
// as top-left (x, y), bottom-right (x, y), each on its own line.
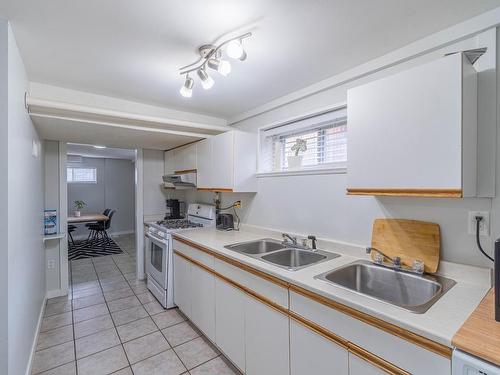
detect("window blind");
top-left (259, 107), bottom-right (347, 173)
top-left (67, 167), bottom-right (97, 183)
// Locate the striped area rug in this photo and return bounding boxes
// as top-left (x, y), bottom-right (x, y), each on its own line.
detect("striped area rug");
top-left (68, 237), bottom-right (123, 260)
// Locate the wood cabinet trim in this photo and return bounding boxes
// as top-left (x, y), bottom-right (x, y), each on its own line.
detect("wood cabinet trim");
top-left (349, 343), bottom-right (411, 375)
top-left (173, 235), bottom-right (452, 359)
top-left (290, 285), bottom-right (452, 359)
top-left (173, 250), bottom-right (288, 316)
top-left (346, 188), bottom-right (462, 198)
top-left (175, 249), bottom-right (412, 375)
top-left (197, 188), bottom-right (234, 192)
top-left (174, 169), bottom-right (197, 174)
top-left (173, 236), bottom-right (289, 288)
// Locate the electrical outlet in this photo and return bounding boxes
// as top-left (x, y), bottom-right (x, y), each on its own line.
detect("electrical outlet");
top-left (47, 260), bottom-right (55, 269)
top-left (468, 211), bottom-right (490, 236)
top-left (235, 200), bottom-right (242, 209)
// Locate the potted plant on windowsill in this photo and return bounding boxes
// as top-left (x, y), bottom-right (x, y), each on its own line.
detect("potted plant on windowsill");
top-left (74, 200), bottom-right (86, 217)
top-left (287, 139), bottom-right (307, 169)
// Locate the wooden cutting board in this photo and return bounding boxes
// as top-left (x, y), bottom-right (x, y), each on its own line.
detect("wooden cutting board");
top-left (371, 219), bottom-right (441, 273)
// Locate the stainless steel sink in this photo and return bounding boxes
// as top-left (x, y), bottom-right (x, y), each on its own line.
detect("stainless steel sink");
top-left (224, 238), bottom-right (287, 255)
top-left (225, 239), bottom-right (340, 271)
top-left (315, 260), bottom-right (456, 313)
top-left (261, 248), bottom-right (338, 271)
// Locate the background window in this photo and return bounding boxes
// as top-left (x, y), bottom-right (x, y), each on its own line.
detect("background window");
top-left (67, 167), bottom-right (97, 183)
top-left (259, 107), bottom-right (347, 173)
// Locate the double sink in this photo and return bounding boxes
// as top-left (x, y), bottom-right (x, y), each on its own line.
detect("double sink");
top-left (224, 238), bottom-right (455, 313)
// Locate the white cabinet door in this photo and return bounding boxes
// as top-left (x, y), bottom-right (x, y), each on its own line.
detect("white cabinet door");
top-left (211, 132), bottom-right (233, 190)
top-left (164, 150), bottom-right (175, 188)
top-left (215, 278), bottom-right (246, 372)
top-left (196, 138), bottom-right (212, 189)
top-left (174, 143), bottom-right (197, 172)
top-left (190, 264), bottom-right (216, 342)
top-left (245, 297), bottom-right (290, 375)
top-left (290, 319), bottom-right (348, 375)
top-left (349, 353), bottom-right (386, 375)
top-left (173, 254), bottom-right (191, 319)
top-left (347, 53), bottom-right (476, 197)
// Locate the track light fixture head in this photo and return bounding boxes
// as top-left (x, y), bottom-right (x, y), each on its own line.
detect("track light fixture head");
top-left (197, 68), bottom-right (214, 90)
top-left (178, 32), bottom-right (251, 97)
top-left (179, 74), bottom-right (194, 98)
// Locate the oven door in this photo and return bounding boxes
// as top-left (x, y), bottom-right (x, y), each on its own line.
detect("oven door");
top-left (145, 233), bottom-right (168, 289)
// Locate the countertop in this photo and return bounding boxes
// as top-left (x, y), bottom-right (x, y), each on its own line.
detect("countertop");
top-left (452, 289), bottom-right (500, 366)
top-left (173, 225), bottom-right (492, 348)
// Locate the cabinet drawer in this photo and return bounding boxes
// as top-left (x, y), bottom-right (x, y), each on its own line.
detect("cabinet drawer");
top-left (214, 258), bottom-right (288, 309)
top-left (289, 290), bottom-right (451, 374)
top-left (173, 239), bottom-right (215, 269)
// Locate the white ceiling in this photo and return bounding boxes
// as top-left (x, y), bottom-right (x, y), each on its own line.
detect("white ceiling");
top-left (67, 144), bottom-right (136, 160)
top-left (3, 0), bottom-right (500, 118)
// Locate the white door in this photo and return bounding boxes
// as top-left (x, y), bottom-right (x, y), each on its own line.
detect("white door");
top-left (349, 353), bottom-right (386, 375)
top-left (290, 319), bottom-right (348, 375)
top-left (174, 143), bottom-right (197, 172)
top-left (196, 138), bottom-right (212, 189)
top-left (173, 254), bottom-right (191, 318)
top-left (215, 278), bottom-right (246, 372)
top-left (190, 264), bottom-right (216, 341)
top-left (245, 296), bottom-right (290, 375)
top-left (211, 132), bottom-right (233, 190)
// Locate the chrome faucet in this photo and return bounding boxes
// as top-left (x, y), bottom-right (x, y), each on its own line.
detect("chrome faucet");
top-left (282, 233), bottom-right (298, 245)
top-left (366, 247), bottom-right (424, 274)
top-left (366, 247), bottom-right (401, 267)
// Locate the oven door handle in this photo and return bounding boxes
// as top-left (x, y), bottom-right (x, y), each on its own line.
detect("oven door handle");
top-left (145, 232), bottom-right (168, 246)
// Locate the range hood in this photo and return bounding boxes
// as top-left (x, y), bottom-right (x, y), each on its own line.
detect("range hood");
top-left (163, 172), bottom-right (196, 188)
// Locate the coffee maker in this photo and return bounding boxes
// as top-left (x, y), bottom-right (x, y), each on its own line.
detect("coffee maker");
top-left (165, 199), bottom-right (183, 220)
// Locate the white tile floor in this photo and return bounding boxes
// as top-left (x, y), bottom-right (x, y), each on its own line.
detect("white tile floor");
top-left (32, 234), bottom-right (241, 375)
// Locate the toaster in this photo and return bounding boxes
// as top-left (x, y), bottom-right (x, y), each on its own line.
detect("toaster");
top-left (217, 213), bottom-right (234, 231)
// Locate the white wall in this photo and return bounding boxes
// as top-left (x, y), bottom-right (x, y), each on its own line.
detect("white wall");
top-left (142, 149), bottom-right (185, 219)
top-left (7, 22), bottom-right (45, 375)
top-left (190, 29), bottom-right (500, 269)
top-left (0, 18), bottom-right (8, 375)
top-left (67, 157), bottom-right (135, 237)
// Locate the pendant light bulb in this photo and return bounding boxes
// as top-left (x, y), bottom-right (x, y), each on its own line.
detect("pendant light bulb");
top-left (208, 58), bottom-right (231, 76)
top-left (226, 39), bottom-right (245, 59)
top-left (197, 68), bottom-right (214, 90)
top-left (179, 75), bottom-right (194, 98)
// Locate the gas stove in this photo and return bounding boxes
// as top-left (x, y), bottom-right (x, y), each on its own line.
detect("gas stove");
top-left (155, 219), bottom-right (203, 230)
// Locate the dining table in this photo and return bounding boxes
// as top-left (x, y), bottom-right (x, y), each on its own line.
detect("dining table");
top-left (67, 213), bottom-right (109, 224)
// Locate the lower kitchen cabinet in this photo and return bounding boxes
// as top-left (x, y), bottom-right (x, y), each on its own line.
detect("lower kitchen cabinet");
top-left (245, 297), bottom-right (290, 375)
top-left (215, 278), bottom-right (246, 372)
top-left (348, 353), bottom-right (386, 375)
top-left (290, 319), bottom-right (348, 375)
top-left (190, 264), bottom-right (216, 341)
top-left (173, 254), bottom-right (191, 318)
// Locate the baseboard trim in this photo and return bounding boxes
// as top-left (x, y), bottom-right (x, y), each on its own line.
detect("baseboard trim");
top-left (25, 295), bottom-right (46, 375)
top-left (46, 288), bottom-right (69, 299)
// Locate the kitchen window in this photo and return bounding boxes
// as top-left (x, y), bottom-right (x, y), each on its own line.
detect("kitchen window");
top-left (259, 106), bottom-right (347, 175)
top-left (67, 167), bottom-right (97, 183)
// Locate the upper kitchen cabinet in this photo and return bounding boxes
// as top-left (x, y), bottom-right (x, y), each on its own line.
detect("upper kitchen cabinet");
top-left (172, 143), bottom-right (197, 173)
top-left (197, 130), bottom-right (257, 192)
top-left (347, 52), bottom-right (477, 198)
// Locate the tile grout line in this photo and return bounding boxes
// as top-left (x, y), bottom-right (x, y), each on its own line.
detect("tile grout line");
top-left (91, 253), bottom-right (134, 375)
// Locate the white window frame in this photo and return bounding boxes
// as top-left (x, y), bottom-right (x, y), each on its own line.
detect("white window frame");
top-left (67, 166), bottom-right (97, 184)
top-left (257, 103), bottom-right (347, 177)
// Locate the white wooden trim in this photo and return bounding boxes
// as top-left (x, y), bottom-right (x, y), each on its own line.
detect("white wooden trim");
top-left (46, 289), bottom-right (68, 299)
top-left (26, 96), bottom-right (232, 133)
top-left (135, 149), bottom-right (145, 280)
top-left (229, 6), bottom-right (500, 124)
top-left (256, 167), bottom-right (347, 178)
top-left (25, 296), bottom-right (46, 375)
top-left (58, 142), bottom-right (69, 294)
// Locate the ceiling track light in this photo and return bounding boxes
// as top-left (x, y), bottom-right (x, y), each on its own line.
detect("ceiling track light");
top-left (178, 32), bottom-right (252, 98)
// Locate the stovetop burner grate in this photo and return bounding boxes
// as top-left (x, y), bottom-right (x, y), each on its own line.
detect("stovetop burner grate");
top-left (155, 219), bottom-right (203, 229)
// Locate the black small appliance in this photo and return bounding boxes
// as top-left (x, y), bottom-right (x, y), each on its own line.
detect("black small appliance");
top-left (217, 213), bottom-right (234, 231)
top-left (495, 237), bottom-right (499, 322)
top-left (165, 199), bottom-right (182, 220)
